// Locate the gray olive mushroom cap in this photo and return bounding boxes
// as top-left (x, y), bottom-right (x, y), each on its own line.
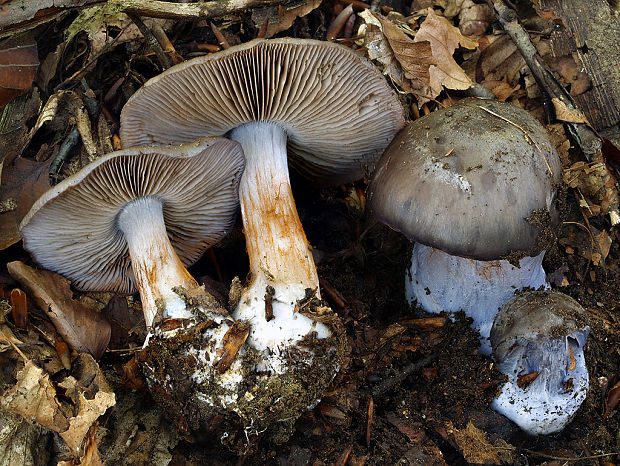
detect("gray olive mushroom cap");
top-left (120, 38), bottom-right (404, 185)
top-left (20, 137), bottom-right (244, 294)
top-left (491, 290), bottom-right (590, 363)
top-left (368, 99), bottom-right (562, 260)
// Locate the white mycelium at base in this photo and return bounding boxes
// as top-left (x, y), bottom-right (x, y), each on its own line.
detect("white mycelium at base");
top-left (491, 329), bottom-right (590, 435)
top-left (117, 197), bottom-right (197, 327)
top-left (230, 122), bottom-right (331, 374)
top-left (118, 197), bottom-right (243, 399)
top-left (406, 244), bottom-right (548, 355)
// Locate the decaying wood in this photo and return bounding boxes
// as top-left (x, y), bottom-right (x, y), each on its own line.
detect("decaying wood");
top-left (486, 0), bottom-right (602, 159)
top-left (487, 0), bottom-right (620, 225)
top-left (0, 0), bottom-right (286, 39)
top-left (126, 11), bottom-right (171, 69)
top-left (536, 0), bottom-right (620, 131)
top-left (0, 0), bottom-right (101, 39)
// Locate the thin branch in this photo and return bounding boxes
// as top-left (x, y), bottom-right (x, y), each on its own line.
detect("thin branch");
top-left (0, 0), bottom-right (285, 38)
top-left (367, 354), bottom-right (438, 398)
top-left (113, 0), bottom-right (284, 19)
top-left (126, 11), bottom-right (171, 69)
top-left (485, 0), bottom-right (601, 160)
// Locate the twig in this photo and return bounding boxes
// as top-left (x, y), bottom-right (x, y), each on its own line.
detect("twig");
top-left (326, 4), bottom-right (353, 41)
top-left (150, 21), bottom-right (183, 65)
top-left (54, 24), bottom-right (132, 91)
top-left (114, 0), bottom-right (283, 20)
top-left (0, 330), bottom-right (29, 361)
top-left (127, 11), bottom-right (171, 69)
top-left (210, 22), bottom-right (230, 49)
top-left (522, 449), bottom-right (617, 462)
top-left (475, 104), bottom-right (553, 176)
top-left (50, 126), bottom-right (80, 178)
top-left (367, 354), bottom-right (438, 398)
top-left (0, 0), bottom-right (284, 39)
top-left (485, 0), bottom-right (601, 160)
top-left (334, 444), bottom-right (353, 466)
top-left (318, 277), bottom-right (347, 308)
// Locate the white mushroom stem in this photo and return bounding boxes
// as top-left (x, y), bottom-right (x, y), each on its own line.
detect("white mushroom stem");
top-left (230, 122), bottom-right (330, 372)
top-left (117, 196), bottom-right (197, 328)
top-left (406, 243), bottom-right (548, 355)
top-left (491, 328), bottom-right (590, 435)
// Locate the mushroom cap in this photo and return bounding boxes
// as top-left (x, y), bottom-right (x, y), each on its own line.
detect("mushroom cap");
top-left (20, 137), bottom-right (245, 294)
top-left (368, 99), bottom-right (562, 260)
top-left (120, 38), bottom-right (404, 186)
top-left (491, 290), bottom-right (589, 363)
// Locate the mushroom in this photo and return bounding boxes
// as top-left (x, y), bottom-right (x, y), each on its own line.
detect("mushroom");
top-left (490, 290), bottom-right (590, 435)
top-left (20, 137), bottom-right (247, 425)
top-left (120, 38), bottom-right (404, 434)
top-left (368, 99), bottom-right (562, 354)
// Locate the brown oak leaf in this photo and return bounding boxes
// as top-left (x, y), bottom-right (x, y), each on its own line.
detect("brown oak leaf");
top-left (414, 9), bottom-right (477, 101)
top-left (361, 10), bottom-right (434, 100)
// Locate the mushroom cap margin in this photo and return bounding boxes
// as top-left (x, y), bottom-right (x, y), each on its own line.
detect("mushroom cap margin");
top-left (120, 38), bottom-right (405, 186)
top-left (368, 99), bottom-right (562, 260)
top-left (20, 137), bottom-right (245, 294)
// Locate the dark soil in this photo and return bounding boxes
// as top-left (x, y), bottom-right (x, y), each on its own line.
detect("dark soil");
top-left (1, 1), bottom-right (619, 464)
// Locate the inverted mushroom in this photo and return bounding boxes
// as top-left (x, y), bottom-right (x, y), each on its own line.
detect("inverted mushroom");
top-left (20, 137), bottom-right (247, 429)
top-left (491, 290), bottom-right (590, 435)
top-left (368, 99), bottom-right (562, 354)
top-left (120, 38), bottom-right (404, 437)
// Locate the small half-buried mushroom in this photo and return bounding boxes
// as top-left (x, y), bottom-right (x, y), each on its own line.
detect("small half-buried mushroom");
top-left (20, 137), bottom-right (248, 432)
top-left (368, 99), bottom-right (562, 354)
top-left (490, 290), bottom-right (590, 435)
top-left (120, 38), bottom-right (404, 439)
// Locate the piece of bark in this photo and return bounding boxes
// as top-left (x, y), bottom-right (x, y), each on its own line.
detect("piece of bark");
top-left (0, 0), bottom-right (287, 38)
top-left (487, 0), bottom-right (620, 224)
top-left (535, 0), bottom-right (620, 131)
top-left (7, 261), bottom-right (111, 359)
top-left (486, 0), bottom-right (601, 158)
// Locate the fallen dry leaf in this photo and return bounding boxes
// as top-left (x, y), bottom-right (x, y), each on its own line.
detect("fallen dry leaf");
top-left (481, 79), bottom-right (520, 101)
top-left (361, 10), bottom-right (434, 100)
top-left (458, 0), bottom-right (493, 36)
top-left (1, 354), bottom-right (115, 460)
top-left (60, 390), bottom-right (113, 454)
top-left (547, 55), bottom-right (591, 97)
top-left (451, 421), bottom-right (515, 464)
top-left (96, 384), bottom-right (178, 465)
top-left (0, 154), bottom-right (53, 250)
top-left (58, 426), bottom-right (103, 466)
top-left (66, 4), bottom-right (171, 60)
top-left (0, 88), bottom-right (41, 166)
top-left (215, 321), bottom-right (250, 373)
top-left (580, 230), bottom-right (612, 266)
top-left (386, 412), bottom-right (425, 443)
top-left (474, 35), bottom-right (525, 86)
top-left (252, 0), bottom-right (322, 38)
top-left (0, 409), bottom-right (52, 465)
top-left (552, 97), bottom-right (589, 124)
top-left (0, 32), bottom-right (39, 108)
top-left (1, 359), bottom-right (70, 432)
top-left (563, 161), bottom-right (620, 223)
top-left (414, 9), bottom-right (477, 102)
top-left (7, 261), bottom-right (111, 359)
